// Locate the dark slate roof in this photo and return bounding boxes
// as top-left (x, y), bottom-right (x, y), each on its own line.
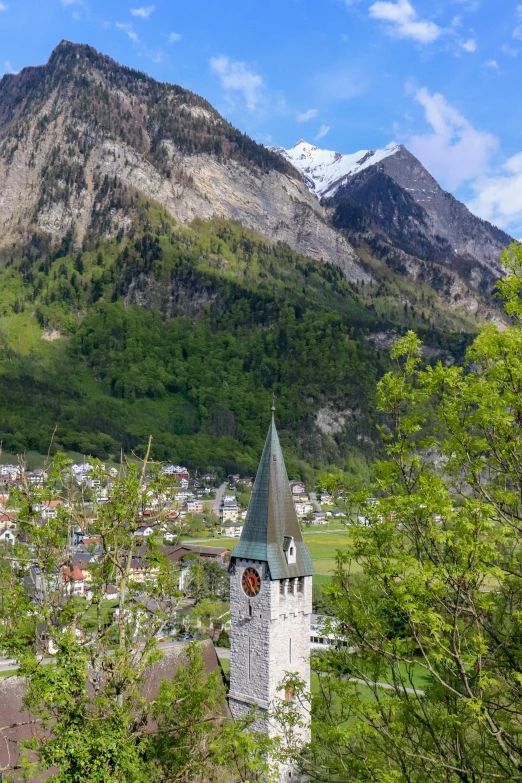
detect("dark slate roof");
top-left (230, 416), bottom-right (314, 579)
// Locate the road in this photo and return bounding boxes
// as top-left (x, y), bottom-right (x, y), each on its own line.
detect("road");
top-left (212, 482), bottom-right (228, 515)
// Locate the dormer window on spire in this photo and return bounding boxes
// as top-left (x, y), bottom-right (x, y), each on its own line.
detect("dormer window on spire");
top-left (229, 409), bottom-right (314, 580)
top-left (283, 536), bottom-right (296, 565)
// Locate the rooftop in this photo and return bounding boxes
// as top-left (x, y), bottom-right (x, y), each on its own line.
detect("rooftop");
top-left (230, 415), bottom-right (314, 579)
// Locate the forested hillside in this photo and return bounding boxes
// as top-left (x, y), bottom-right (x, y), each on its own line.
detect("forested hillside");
top-left (0, 42), bottom-right (505, 476)
top-left (0, 200), bottom-right (476, 477)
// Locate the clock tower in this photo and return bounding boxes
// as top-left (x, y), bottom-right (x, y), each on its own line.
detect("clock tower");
top-left (228, 410), bottom-right (314, 767)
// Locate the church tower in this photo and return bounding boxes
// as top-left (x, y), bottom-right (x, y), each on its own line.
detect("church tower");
top-left (229, 410), bottom-right (314, 757)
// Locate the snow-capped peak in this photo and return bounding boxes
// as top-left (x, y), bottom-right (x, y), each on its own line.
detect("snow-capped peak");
top-left (271, 139), bottom-right (403, 199)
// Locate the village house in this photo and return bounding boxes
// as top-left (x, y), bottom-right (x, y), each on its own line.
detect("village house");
top-left (0, 513), bottom-right (17, 529)
top-left (310, 614), bottom-right (353, 650)
top-left (310, 510), bottom-right (328, 525)
top-left (25, 565), bottom-right (87, 602)
top-left (174, 490), bottom-right (195, 503)
top-left (26, 469), bottom-right (46, 487)
top-left (129, 556), bottom-right (159, 584)
top-left (319, 493), bottom-right (334, 505)
top-left (133, 525), bottom-right (155, 539)
top-left (0, 465), bottom-right (20, 482)
top-left (219, 520), bottom-right (243, 537)
top-left (0, 526), bottom-right (16, 544)
top-left (62, 566), bottom-right (86, 597)
top-left (137, 543), bottom-right (231, 567)
top-left (34, 499), bottom-right (65, 520)
top-left (184, 499), bottom-right (204, 514)
top-left (221, 495), bottom-right (238, 522)
top-left (162, 464), bottom-right (190, 482)
top-left (103, 584), bottom-right (120, 600)
top-left (290, 480), bottom-right (306, 495)
top-left (294, 500), bottom-right (314, 517)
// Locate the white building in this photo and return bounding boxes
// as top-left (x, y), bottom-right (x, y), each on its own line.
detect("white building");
top-left (310, 614), bottom-right (355, 651)
top-left (219, 520), bottom-right (243, 537)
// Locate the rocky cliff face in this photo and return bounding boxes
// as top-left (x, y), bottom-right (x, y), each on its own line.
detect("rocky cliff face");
top-left (272, 140), bottom-right (513, 320)
top-left (374, 146), bottom-right (511, 274)
top-left (0, 41), bottom-right (367, 281)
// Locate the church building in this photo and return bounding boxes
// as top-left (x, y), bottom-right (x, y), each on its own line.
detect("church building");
top-left (228, 410), bottom-right (314, 763)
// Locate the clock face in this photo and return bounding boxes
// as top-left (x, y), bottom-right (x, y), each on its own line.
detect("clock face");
top-left (242, 567), bottom-right (261, 597)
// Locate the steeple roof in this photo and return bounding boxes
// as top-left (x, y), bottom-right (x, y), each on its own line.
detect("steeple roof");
top-left (231, 416), bottom-right (314, 579)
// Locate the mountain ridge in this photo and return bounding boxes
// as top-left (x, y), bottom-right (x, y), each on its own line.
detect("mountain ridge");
top-left (270, 138), bottom-right (402, 198)
top-left (0, 41), bottom-right (512, 472)
top-left (272, 138), bottom-right (512, 276)
top-left (0, 40), bottom-right (367, 282)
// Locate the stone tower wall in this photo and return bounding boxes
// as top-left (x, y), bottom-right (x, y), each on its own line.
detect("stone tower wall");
top-left (229, 558), bottom-right (312, 740)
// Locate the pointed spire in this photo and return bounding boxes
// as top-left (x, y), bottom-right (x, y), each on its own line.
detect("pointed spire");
top-left (231, 414), bottom-right (314, 579)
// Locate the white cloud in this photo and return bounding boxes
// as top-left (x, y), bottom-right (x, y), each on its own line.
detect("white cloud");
top-left (209, 55), bottom-right (264, 110)
top-left (4, 60), bottom-right (17, 74)
top-left (0, 2), bottom-right (8, 9)
top-left (460, 38), bottom-right (477, 52)
top-left (314, 124), bottom-right (330, 141)
top-left (407, 87), bottom-right (498, 189)
top-left (130, 6), bottom-right (155, 18)
top-left (61, 0), bottom-right (82, 5)
top-left (484, 59), bottom-right (499, 69)
top-left (297, 109), bottom-right (318, 122)
top-left (368, 0), bottom-right (441, 44)
top-left (469, 153), bottom-right (522, 235)
top-left (168, 32), bottom-right (181, 43)
top-left (501, 43), bottom-right (518, 56)
top-left (116, 22), bottom-right (139, 43)
top-left (513, 5), bottom-right (522, 39)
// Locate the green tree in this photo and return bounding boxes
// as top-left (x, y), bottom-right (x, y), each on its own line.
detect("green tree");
top-left (185, 560), bottom-right (230, 602)
top-left (309, 244), bottom-right (522, 782)
top-left (0, 449), bottom-right (272, 782)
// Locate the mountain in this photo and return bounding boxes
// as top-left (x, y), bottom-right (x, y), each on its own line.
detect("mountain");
top-left (270, 139), bottom-right (401, 199)
top-left (0, 42), bottom-right (503, 475)
top-left (273, 140), bottom-right (513, 317)
top-left (0, 41), bottom-right (366, 282)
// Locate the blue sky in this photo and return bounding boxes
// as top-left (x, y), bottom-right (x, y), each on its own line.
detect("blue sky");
top-left (1, 0), bottom-right (522, 236)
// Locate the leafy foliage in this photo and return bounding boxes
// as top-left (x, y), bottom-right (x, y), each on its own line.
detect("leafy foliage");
top-left (0, 208), bottom-right (474, 474)
top-left (309, 242), bottom-right (522, 781)
top-left (0, 454), bottom-right (274, 782)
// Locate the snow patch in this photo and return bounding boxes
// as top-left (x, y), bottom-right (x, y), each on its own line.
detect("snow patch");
top-left (270, 139), bottom-right (402, 199)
